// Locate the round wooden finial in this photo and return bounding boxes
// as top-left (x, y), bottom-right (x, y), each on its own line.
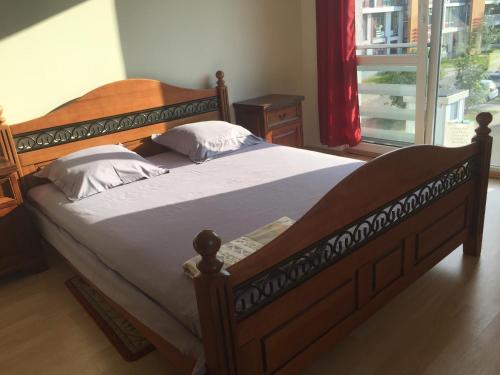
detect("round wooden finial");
top-left (216, 71), bottom-right (225, 87)
top-left (193, 230), bottom-right (223, 274)
top-left (475, 112), bottom-right (492, 136)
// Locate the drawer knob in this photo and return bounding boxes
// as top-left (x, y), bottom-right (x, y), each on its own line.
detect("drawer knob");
top-left (279, 113), bottom-right (287, 120)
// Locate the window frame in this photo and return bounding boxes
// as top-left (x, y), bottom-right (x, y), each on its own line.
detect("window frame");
top-left (353, 1), bottom-right (500, 175)
top-left (355, 0), bottom-right (431, 154)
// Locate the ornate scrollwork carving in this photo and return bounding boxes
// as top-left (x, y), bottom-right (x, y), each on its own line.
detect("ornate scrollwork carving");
top-left (13, 96), bottom-right (219, 153)
top-left (233, 158), bottom-right (474, 320)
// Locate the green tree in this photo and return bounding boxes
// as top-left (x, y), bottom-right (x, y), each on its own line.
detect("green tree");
top-left (452, 23), bottom-right (490, 109)
top-left (453, 50), bottom-right (488, 109)
top-left (474, 19), bottom-right (500, 52)
top-left (367, 21), bottom-right (497, 111)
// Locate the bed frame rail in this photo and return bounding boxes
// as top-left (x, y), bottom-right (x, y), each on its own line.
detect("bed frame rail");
top-left (193, 113), bottom-right (492, 375)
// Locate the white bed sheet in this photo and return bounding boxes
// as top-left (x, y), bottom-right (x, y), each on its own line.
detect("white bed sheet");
top-left (29, 204), bottom-right (205, 372)
top-left (28, 143), bottom-right (363, 341)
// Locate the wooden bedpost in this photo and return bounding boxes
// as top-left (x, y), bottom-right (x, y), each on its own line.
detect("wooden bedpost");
top-left (0, 107), bottom-right (23, 186)
top-left (216, 71), bottom-right (231, 123)
top-left (0, 107), bottom-right (18, 164)
top-left (0, 106), bottom-right (10, 158)
top-left (193, 230), bottom-right (237, 375)
top-left (464, 112), bottom-right (493, 257)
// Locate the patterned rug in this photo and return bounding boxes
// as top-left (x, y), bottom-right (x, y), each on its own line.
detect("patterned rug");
top-left (65, 276), bottom-right (155, 361)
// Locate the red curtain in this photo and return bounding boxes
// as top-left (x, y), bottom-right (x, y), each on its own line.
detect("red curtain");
top-left (316, 0), bottom-right (361, 147)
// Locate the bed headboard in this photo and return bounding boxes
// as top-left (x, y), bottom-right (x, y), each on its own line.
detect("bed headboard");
top-left (0, 71), bottom-right (230, 191)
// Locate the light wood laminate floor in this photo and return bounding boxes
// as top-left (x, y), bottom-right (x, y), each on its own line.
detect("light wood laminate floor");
top-left (1, 180), bottom-right (499, 375)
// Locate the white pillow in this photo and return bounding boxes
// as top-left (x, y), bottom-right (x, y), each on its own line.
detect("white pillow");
top-left (35, 144), bottom-right (168, 201)
top-left (152, 121), bottom-right (262, 163)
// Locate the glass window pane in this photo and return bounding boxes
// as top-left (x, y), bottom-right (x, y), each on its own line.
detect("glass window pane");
top-left (434, 0), bottom-right (500, 167)
top-left (358, 67), bottom-right (417, 145)
top-left (356, 0), bottom-right (415, 56)
top-left (356, 0), bottom-right (420, 146)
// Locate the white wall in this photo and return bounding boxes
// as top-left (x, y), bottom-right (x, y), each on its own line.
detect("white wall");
top-left (300, 0), bottom-right (320, 146)
top-left (0, 0), bottom-right (303, 125)
top-left (0, 0), bottom-right (126, 124)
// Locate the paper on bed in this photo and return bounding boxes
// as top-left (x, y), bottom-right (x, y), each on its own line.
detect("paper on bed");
top-left (183, 216), bottom-right (296, 279)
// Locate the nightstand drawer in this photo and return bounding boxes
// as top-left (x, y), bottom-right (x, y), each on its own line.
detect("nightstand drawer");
top-left (269, 122), bottom-right (302, 147)
top-left (267, 105), bottom-right (299, 127)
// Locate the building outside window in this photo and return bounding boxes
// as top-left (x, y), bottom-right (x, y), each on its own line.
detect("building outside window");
top-left (448, 101), bottom-right (460, 122)
top-left (355, 0), bottom-right (500, 168)
top-left (391, 11), bottom-right (400, 36)
top-left (372, 13), bottom-right (386, 41)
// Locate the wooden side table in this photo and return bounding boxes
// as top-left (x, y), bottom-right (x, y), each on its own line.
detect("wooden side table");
top-left (233, 94), bottom-right (305, 148)
top-left (0, 158), bottom-right (46, 277)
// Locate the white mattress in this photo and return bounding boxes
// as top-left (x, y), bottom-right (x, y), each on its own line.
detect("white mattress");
top-left (28, 204), bottom-right (206, 372)
top-left (28, 143), bottom-right (363, 351)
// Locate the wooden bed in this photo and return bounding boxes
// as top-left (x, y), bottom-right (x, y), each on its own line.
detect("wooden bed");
top-left (0, 71), bottom-right (492, 375)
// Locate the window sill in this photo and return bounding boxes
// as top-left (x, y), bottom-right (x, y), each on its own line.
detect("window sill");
top-left (490, 167), bottom-right (500, 180)
top-left (346, 141), bottom-right (399, 158)
top-left (308, 143), bottom-right (500, 179)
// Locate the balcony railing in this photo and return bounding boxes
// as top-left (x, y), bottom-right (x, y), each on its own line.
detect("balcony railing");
top-left (363, 0), bottom-right (407, 8)
top-left (356, 49), bottom-right (417, 145)
top-left (357, 42), bottom-right (417, 56)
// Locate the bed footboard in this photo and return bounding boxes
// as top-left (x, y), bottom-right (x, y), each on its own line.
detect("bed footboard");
top-left (193, 113), bottom-right (492, 375)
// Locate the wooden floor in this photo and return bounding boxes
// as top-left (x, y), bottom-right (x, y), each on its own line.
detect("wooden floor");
top-left (1, 180), bottom-right (499, 375)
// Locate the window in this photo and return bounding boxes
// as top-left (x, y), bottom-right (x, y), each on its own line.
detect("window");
top-left (435, 1), bottom-right (500, 167)
top-left (354, 0), bottom-right (499, 170)
top-left (357, 67), bottom-right (417, 145)
top-left (363, 14), bottom-right (369, 41)
top-left (448, 102), bottom-right (459, 122)
top-left (391, 11), bottom-right (399, 37)
top-left (355, 0), bottom-right (421, 146)
top-left (372, 13), bottom-right (386, 42)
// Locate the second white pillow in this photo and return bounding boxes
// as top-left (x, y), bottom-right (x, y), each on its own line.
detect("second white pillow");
top-left (152, 121), bottom-right (262, 163)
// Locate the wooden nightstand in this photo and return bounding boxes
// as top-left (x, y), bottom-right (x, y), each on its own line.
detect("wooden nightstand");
top-left (233, 94), bottom-right (305, 148)
top-left (0, 158), bottom-right (46, 277)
